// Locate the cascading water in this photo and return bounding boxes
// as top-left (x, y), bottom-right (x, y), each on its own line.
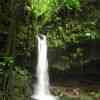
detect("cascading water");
top-left (31, 34), bottom-right (57, 100)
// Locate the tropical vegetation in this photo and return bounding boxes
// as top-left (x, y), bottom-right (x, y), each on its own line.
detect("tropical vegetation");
top-left (0, 0), bottom-right (100, 99)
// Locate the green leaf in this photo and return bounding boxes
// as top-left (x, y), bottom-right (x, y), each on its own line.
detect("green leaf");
top-left (64, 0), bottom-right (80, 9)
top-left (31, 0), bottom-right (58, 17)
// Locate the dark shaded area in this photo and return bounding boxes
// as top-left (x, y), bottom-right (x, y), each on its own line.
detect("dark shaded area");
top-left (11, 39), bottom-right (100, 85)
top-left (0, 32), bottom-right (8, 54)
top-left (48, 39), bottom-right (100, 84)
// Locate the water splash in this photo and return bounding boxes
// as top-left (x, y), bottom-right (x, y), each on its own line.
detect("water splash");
top-left (31, 34), bottom-right (57, 100)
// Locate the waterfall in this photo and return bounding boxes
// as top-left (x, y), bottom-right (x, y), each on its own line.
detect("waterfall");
top-left (31, 34), bottom-right (57, 100)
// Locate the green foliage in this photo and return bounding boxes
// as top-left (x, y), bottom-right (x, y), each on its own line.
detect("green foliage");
top-left (14, 66), bottom-right (32, 100)
top-left (64, 0), bottom-right (80, 9)
top-left (31, 0), bottom-right (80, 17)
top-left (30, 0), bottom-right (81, 33)
top-left (79, 95), bottom-right (94, 100)
top-left (0, 57), bottom-right (32, 100)
top-left (0, 57), bottom-right (14, 99)
top-left (94, 92), bottom-right (100, 99)
top-left (31, 0), bottom-right (58, 17)
top-left (0, 57), bottom-right (14, 71)
top-left (60, 96), bottom-right (77, 100)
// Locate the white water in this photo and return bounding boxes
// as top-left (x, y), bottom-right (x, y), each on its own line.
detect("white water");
top-left (31, 34), bottom-right (57, 100)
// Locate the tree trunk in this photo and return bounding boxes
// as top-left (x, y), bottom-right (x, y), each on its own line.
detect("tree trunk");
top-left (4, 0), bottom-right (16, 100)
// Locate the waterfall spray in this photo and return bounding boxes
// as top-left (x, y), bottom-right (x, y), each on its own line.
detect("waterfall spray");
top-left (31, 34), bottom-right (57, 100)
